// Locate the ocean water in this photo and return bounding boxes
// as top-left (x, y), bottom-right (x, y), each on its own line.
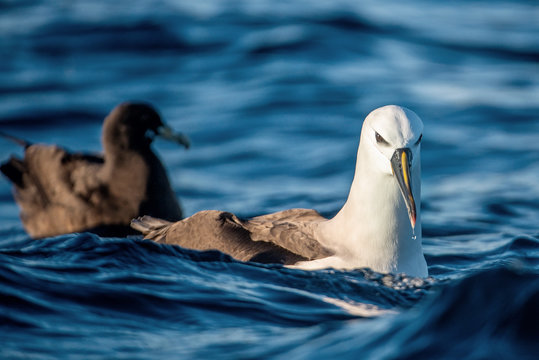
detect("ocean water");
top-left (1, 0), bottom-right (538, 359)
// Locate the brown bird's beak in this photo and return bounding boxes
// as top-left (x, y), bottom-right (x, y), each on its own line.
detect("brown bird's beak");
top-left (157, 125), bottom-right (191, 149)
top-left (390, 148), bottom-right (416, 229)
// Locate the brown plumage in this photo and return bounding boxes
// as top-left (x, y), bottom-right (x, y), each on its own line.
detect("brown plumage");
top-left (0, 102), bottom-right (189, 238)
top-left (131, 209), bottom-right (334, 265)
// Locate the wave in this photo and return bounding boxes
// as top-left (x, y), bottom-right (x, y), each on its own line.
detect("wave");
top-left (1, 235), bottom-right (537, 359)
top-left (277, 266), bottom-right (539, 360)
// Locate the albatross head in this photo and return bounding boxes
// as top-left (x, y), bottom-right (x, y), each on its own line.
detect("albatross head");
top-left (360, 105), bottom-right (423, 229)
top-left (315, 105), bottom-right (426, 275)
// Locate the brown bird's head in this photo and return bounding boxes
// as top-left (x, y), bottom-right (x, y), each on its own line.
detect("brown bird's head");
top-left (103, 102), bottom-right (190, 152)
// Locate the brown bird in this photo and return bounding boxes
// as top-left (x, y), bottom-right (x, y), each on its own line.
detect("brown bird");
top-left (1, 102), bottom-right (189, 238)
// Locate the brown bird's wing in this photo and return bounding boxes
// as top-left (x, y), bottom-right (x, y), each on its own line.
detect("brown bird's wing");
top-left (1, 144), bottom-right (131, 238)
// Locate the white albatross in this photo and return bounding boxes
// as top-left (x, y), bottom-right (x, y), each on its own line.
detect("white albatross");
top-left (131, 105), bottom-right (428, 277)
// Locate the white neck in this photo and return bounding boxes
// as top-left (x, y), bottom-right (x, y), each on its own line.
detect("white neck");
top-left (319, 140), bottom-right (427, 277)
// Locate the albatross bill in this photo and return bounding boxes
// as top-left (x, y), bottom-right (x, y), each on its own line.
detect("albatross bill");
top-left (391, 148), bottom-right (417, 229)
top-left (132, 105), bottom-right (428, 277)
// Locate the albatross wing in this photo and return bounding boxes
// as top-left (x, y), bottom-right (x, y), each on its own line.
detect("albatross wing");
top-left (244, 209), bottom-right (333, 260)
top-left (132, 209), bottom-right (333, 265)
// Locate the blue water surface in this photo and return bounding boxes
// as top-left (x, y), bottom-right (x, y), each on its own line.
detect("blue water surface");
top-left (1, 0), bottom-right (538, 359)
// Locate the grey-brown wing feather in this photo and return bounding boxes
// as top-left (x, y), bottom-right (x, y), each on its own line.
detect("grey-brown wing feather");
top-left (5, 144), bottom-right (132, 237)
top-left (133, 209), bottom-right (333, 264)
top-left (244, 209), bottom-right (333, 260)
top-left (12, 144), bottom-right (105, 205)
top-left (134, 211), bottom-right (309, 265)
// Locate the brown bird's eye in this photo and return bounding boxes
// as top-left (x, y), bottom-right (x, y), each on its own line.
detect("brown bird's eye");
top-left (375, 132), bottom-right (389, 145)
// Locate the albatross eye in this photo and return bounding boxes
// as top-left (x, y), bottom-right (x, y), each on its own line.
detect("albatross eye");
top-left (375, 132), bottom-right (389, 145)
top-left (415, 134), bottom-right (423, 145)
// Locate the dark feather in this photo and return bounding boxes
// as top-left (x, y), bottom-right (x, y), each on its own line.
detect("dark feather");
top-left (132, 209), bottom-right (334, 266)
top-left (0, 103), bottom-right (185, 238)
